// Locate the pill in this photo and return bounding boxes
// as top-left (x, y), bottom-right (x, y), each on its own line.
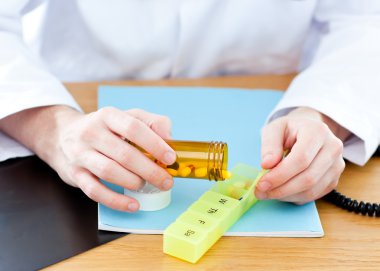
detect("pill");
top-left (179, 167), bottom-right (192, 177)
top-left (230, 190), bottom-right (242, 200)
top-left (194, 167), bottom-right (208, 178)
top-left (222, 170), bottom-right (232, 180)
top-left (244, 181), bottom-right (253, 189)
top-left (233, 182), bottom-right (245, 188)
top-left (166, 168), bottom-right (178, 176)
top-left (226, 186), bottom-right (236, 196)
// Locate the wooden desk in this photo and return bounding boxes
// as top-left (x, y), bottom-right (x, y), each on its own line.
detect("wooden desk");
top-left (47, 75), bottom-right (380, 270)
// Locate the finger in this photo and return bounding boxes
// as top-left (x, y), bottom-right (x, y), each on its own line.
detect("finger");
top-left (127, 109), bottom-right (172, 139)
top-left (257, 124), bottom-right (327, 193)
top-left (261, 119), bottom-right (288, 169)
top-left (313, 157), bottom-right (344, 200)
top-left (90, 130), bottom-right (174, 191)
top-left (100, 107), bottom-right (176, 165)
top-left (264, 142), bottom-right (337, 200)
top-left (76, 149), bottom-right (145, 190)
top-left (74, 169), bottom-right (140, 212)
top-left (279, 158), bottom-right (344, 204)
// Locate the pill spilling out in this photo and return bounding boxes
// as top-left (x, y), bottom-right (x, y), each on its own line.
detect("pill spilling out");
top-left (222, 170), bottom-right (232, 179)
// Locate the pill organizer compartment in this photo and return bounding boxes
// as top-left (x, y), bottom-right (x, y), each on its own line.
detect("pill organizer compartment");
top-left (163, 164), bottom-right (261, 263)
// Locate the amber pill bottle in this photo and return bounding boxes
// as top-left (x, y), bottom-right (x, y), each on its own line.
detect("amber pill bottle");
top-left (165, 140), bottom-right (229, 181)
top-left (129, 140), bottom-right (229, 181)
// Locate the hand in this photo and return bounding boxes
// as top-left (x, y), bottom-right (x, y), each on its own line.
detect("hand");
top-left (255, 107), bottom-right (349, 204)
top-left (55, 107), bottom-right (177, 212)
top-left (0, 106), bottom-right (176, 212)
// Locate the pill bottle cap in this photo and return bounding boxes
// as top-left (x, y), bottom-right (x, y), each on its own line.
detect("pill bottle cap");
top-left (124, 182), bottom-right (171, 211)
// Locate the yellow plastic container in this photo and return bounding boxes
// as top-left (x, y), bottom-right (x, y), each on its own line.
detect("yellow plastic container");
top-left (163, 163), bottom-right (265, 263)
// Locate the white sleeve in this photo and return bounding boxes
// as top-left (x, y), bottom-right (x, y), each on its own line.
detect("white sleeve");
top-left (268, 1), bottom-right (380, 166)
top-left (0, 0), bottom-right (81, 162)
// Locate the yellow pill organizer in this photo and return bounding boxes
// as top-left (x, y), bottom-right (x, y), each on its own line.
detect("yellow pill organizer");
top-left (163, 163), bottom-right (266, 263)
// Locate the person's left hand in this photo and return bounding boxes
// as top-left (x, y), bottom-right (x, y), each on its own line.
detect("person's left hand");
top-left (255, 107), bottom-right (350, 204)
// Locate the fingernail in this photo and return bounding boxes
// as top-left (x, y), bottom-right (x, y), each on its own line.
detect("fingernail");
top-left (257, 181), bottom-right (271, 192)
top-left (262, 153), bottom-right (273, 163)
top-left (255, 190), bottom-right (267, 200)
top-left (164, 151), bottom-right (177, 165)
top-left (128, 202), bottom-right (139, 212)
top-left (162, 179), bottom-right (173, 190)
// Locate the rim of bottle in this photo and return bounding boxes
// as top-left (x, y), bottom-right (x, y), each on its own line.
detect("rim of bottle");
top-left (207, 141), bottom-right (228, 181)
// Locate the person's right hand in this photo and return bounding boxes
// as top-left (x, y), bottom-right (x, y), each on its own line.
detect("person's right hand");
top-left (0, 105), bottom-right (177, 212)
top-left (54, 107), bottom-right (177, 212)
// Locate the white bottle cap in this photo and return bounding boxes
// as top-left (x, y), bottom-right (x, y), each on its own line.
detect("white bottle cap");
top-left (124, 182), bottom-right (171, 211)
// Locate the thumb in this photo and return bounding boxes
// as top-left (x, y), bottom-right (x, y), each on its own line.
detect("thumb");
top-left (260, 119), bottom-right (287, 169)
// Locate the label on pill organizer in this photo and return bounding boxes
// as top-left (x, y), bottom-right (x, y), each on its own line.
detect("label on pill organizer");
top-left (124, 182), bottom-right (171, 211)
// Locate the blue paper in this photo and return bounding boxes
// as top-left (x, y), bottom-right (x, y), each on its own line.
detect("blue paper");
top-left (98, 86), bottom-right (323, 237)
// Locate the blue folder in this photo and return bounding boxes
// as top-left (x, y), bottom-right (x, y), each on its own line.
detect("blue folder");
top-left (98, 86), bottom-right (323, 237)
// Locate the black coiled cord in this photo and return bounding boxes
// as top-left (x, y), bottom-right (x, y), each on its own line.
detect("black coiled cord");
top-left (324, 146), bottom-right (380, 217)
top-left (324, 190), bottom-right (380, 217)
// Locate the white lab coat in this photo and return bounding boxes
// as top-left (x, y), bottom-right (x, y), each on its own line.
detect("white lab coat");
top-left (1, 0), bottom-right (380, 165)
